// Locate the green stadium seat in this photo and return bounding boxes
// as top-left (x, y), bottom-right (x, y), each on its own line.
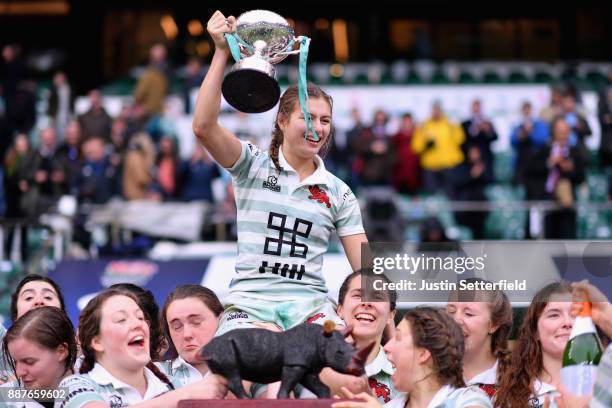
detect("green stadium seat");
top-left (534, 71), bottom-right (553, 83)
top-left (431, 70), bottom-right (448, 84)
top-left (586, 71), bottom-right (606, 89)
top-left (508, 71), bottom-right (530, 83)
top-left (459, 71), bottom-right (477, 84)
top-left (482, 71), bottom-right (502, 84)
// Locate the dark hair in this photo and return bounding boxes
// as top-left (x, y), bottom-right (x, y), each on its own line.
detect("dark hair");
top-left (78, 288), bottom-right (174, 389)
top-left (109, 283), bottom-right (166, 361)
top-left (338, 269), bottom-right (397, 312)
top-left (403, 307), bottom-right (466, 389)
top-left (161, 285), bottom-right (223, 360)
top-left (3, 306), bottom-right (76, 382)
top-left (494, 281), bottom-right (572, 408)
top-left (269, 82), bottom-right (334, 172)
top-left (10, 274), bottom-right (66, 321)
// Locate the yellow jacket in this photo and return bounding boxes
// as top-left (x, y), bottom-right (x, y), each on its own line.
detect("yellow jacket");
top-left (412, 117), bottom-right (465, 170)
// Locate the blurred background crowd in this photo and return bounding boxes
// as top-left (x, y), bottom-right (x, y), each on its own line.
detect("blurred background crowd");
top-left (0, 0), bottom-right (611, 321)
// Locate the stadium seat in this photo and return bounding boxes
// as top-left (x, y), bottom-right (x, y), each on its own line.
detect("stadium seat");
top-left (482, 71), bottom-right (503, 84)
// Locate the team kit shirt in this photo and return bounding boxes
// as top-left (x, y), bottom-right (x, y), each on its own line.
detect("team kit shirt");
top-left (384, 385), bottom-right (493, 408)
top-left (57, 363), bottom-right (176, 408)
top-left (0, 325), bottom-right (10, 383)
top-left (466, 360), bottom-right (498, 398)
top-left (225, 141), bottom-right (365, 303)
top-left (591, 344), bottom-right (612, 408)
top-left (156, 357), bottom-right (206, 387)
top-left (529, 379), bottom-right (560, 408)
top-left (366, 346), bottom-right (401, 405)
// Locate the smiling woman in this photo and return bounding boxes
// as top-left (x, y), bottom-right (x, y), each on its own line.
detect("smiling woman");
top-left (10, 274), bottom-right (66, 321)
top-left (322, 270), bottom-right (400, 404)
top-left (494, 281), bottom-right (573, 408)
top-left (446, 278), bottom-right (512, 397)
top-left (332, 307), bottom-right (493, 408)
top-left (192, 11), bottom-right (368, 341)
top-left (56, 288), bottom-right (229, 408)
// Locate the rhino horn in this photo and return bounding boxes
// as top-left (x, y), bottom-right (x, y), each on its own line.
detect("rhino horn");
top-left (354, 341), bottom-right (375, 364)
top-left (340, 325), bottom-right (354, 338)
top-left (345, 341), bottom-right (375, 376)
top-left (196, 345), bottom-right (210, 362)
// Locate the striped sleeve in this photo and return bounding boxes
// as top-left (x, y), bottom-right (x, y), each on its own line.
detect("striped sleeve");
top-left (590, 345), bottom-right (612, 408)
top-left (57, 375), bottom-right (106, 408)
top-left (452, 386), bottom-right (493, 408)
top-left (334, 184), bottom-right (365, 237)
top-left (225, 140), bottom-right (261, 181)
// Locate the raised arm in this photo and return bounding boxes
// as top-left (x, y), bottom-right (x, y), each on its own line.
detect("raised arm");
top-left (192, 10), bottom-right (242, 168)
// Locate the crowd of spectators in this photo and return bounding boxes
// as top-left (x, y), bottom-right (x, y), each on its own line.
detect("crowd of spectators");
top-left (1, 42), bottom-right (612, 257)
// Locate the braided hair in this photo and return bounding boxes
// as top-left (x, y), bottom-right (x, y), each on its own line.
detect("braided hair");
top-left (448, 277), bottom-right (513, 386)
top-left (403, 307), bottom-right (466, 389)
top-left (78, 288), bottom-right (174, 390)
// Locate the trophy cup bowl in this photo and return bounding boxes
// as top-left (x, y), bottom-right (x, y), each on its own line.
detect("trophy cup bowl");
top-left (222, 10), bottom-right (295, 113)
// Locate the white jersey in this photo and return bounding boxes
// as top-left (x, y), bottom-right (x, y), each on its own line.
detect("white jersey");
top-left (529, 379), bottom-right (560, 408)
top-left (226, 141), bottom-right (364, 302)
top-left (0, 325), bottom-right (10, 383)
top-left (155, 357), bottom-right (205, 387)
top-left (57, 363), bottom-right (175, 408)
top-left (384, 385), bottom-right (492, 408)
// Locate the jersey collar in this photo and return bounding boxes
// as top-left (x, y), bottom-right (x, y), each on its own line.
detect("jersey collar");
top-left (278, 145), bottom-right (330, 187)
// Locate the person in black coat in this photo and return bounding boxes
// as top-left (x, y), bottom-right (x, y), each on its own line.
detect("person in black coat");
top-left (461, 99), bottom-right (498, 177)
top-left (452, 145), bottom-right (494, 239)
top-left (525, 116), bottom-right (585, 239)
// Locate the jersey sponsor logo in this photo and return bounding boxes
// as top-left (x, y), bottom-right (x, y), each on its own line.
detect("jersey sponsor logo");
top-left (308, 185), bottom-right (331, 208)
top-left (305, 312), bottom-right (326, 324)
top-left (342, 190), bottom-right (352, 202)
top-left (227, 311), bottom-right (249, 321)
top-left (247, 143), bottom-right (260, 156)
top-left (263, 212), bottom-right (311, 258)
top-left (262, 175), bottom-right (281, 192)
top-left (61, 387), bottom-right (98, 408)
top-left (109, 394), bottom-right (123, 408)
top-left (369, 378), bottom-right (392, 403)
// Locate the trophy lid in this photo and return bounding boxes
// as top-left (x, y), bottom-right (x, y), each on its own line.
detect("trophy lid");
top-left (235, 10), bottom-right (295, 57)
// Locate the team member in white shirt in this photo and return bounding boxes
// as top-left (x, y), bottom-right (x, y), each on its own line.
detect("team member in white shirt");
top-left (495, 282), bottom-right (574, 408)
top-left (446, 278), bottom-right (513, 397)
top-left (312, 270), bottom-right (400, 403)
top-left (1, 307), bottom-right (76, 407)
top-left (195, 11), bottom-right (367, 337)
top-left (332, 307), bottom-right (492, 408)
top-left (158, 285), bottom-right (223, 386)
top-left (1, 275), bottom-right (66, 384)
top-left (57, 289), bottom-right (228, 408)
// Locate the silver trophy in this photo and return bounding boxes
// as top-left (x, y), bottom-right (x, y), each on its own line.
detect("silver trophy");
top-left (222, 10), bottom-right (300, 113)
